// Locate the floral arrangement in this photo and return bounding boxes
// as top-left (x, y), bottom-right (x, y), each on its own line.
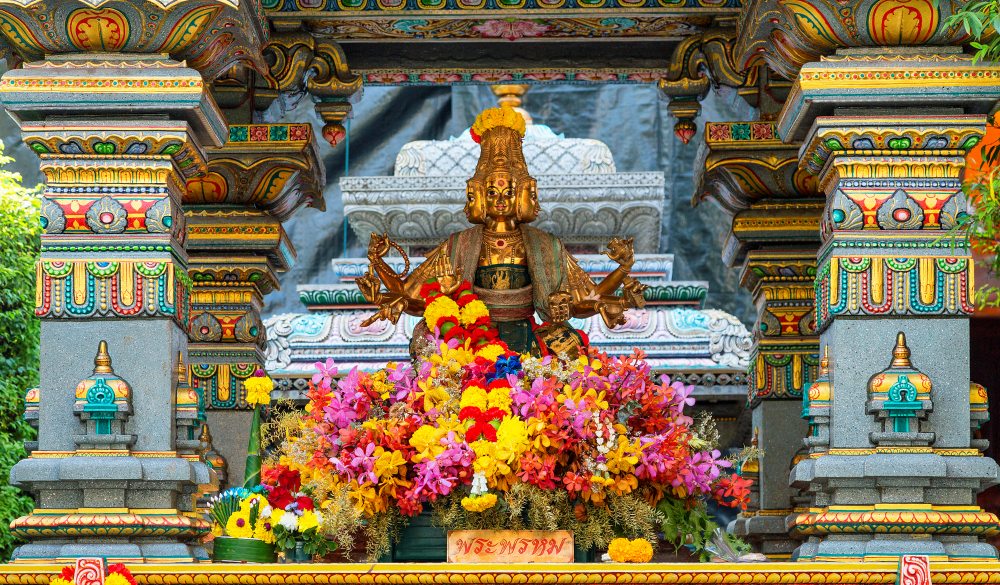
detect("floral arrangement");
top-left (50, 564), bottom-right (135, 585)
top-left (260, 465), bottom-right (332, 557)
top-left (269, 279), bottom-right (751, 560)
top-left (607, 537), bottom-right (654, 563)
top-left (209, 487), bottom-right (275, 543)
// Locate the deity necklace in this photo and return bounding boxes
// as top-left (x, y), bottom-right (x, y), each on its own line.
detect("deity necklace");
top-left (480, 228), bottom-right (526, 265)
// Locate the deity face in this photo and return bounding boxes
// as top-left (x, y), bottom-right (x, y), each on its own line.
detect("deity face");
top-left (484, 171), bottom-right (516, 221)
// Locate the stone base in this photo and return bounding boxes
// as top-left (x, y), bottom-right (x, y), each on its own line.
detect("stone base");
top-left (9, 454), bottom-right (211, 563)
top-left (205, 410), bottom-right (253, 488)
top-left (794, 535), bottom-right (997, 562)
top-left (11, 542), bottom-right (209, 563)
top-left (730, 512), bottom-right (799, 559)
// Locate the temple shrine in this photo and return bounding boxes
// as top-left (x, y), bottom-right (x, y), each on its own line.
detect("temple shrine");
top-left (2, 0), bottom-right (1000, 582)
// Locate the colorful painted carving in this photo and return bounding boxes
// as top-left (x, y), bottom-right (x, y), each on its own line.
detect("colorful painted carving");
top-left (35, 260), bottom-right (189, 325)
top-left (815, 254), bottom-right (974, 330)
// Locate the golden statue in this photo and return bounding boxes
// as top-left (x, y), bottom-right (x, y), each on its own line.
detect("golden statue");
top-left (356, 105), bottom-right (646, 358)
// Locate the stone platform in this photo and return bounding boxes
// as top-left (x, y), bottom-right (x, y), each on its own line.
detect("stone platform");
top-left (0, 562), bottom-right (998, 584)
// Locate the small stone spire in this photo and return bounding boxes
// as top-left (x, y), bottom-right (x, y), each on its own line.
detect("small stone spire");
top-left (94, 340), bottom-right (113, 374)
top-left (890, 332), bottom-right (912, 368)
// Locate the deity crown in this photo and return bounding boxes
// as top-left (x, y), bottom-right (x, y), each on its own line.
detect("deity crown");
top-left (470, 105), bottom-right (526, 144)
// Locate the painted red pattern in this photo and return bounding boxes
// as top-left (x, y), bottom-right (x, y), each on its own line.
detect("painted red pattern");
top-left (36, 272), bottom-right (51, 316)
top-left (109, 272), bottom-right (145, 316)
top-left (899, 555), bottom-right (931, 585)
top-left (859, 269), bottom-right (895, 315)
top-left (73, 558), bottom-right (105, 585)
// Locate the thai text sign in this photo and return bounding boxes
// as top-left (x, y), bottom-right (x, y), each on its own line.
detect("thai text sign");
top-left (447, 530), bottom-right (574, 563)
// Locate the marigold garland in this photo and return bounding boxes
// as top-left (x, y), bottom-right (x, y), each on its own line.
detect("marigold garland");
top-left (470, 105), bottom-right (526, 144)
top-left (608, 537), bottom-right (654, 563)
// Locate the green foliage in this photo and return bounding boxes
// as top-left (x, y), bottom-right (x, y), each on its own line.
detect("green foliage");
top-left (943, 0), bottom-right (1000, 63)
top-left (656, 498), bottom-right (749, 562)
top-left (0, 141), bottom-right (40, 560)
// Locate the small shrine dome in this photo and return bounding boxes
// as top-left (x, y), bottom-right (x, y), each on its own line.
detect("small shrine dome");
top-left (73, 340), bottom-right (132, 415)
top-left (867, 332), bottom-right (932, 403)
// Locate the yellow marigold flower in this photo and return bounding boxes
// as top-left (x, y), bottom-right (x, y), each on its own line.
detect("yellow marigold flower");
top-left (253, 521), bottom-right (275, 544)
top-left (459, 300), bottom-right (490, 326)
top-left (486, 389), bottom-right (512, 413)
top-left (460, 385), bottom-right (488, 410)
top-left (608, 538), bottom-right (631, 562)
top-left (631, 538), bottom-right (654, 562)
top-left (225, 512), bottom-right (254, 539)
top-left (424, 296), bottom-right (460, 330)
top-left (105, 575), bottom-right (130, 585)
top-left (244, 373), bottom-right (273, 406)
top-left (475, 343), bottom-right (506, 362)
top-left (472, 106), bottom-right (526, 139)
top-left (461, 493), bottom-right (498, 512)
top-left (495, 416), bottom-right (529, 462)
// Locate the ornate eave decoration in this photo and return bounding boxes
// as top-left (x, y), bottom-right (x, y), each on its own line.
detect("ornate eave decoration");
top-left (185, 123), bottom-right (326, 220)
top-left (694, 121), bottom-right (819, 217)
top-left (0, 0), bottom-right (270, 84)
top-left (265, 0), bottom-right (738, 41)
top-left (735, 0), bottom-right (970, 82)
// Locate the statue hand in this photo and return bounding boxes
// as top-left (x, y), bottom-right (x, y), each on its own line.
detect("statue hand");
top-left (431, 253), bottom-right (463, 296)
top-left (621, 277), bottom-right (647, 309)
top-left (356, 270), bottom-right (384, 304)
top-left (605, 237), bottom-right (635, 269)
top-left (361, 292), bottom-right (407, 327)
top-left (597, 298), bottom-right (627, 329)
top-left (368, 232), bottom-right (393, 260)
top-left (548, 290), bottom-right (572, 323)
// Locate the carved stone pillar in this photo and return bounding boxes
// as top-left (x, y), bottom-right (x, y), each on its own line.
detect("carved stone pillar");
top-left (779, 49), bottom-right (1000, 561)
top-left (0, 0), bottom-right (272, 561)
top-left (184, 123), bottom-right (324, 485)
top-left (697, 121), bottom-right (822, 558)
top-left (1, 54), bottom-right (223, 563)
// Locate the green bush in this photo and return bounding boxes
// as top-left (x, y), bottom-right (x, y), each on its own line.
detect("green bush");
top-left (0, 142), bottom-right (39, 560)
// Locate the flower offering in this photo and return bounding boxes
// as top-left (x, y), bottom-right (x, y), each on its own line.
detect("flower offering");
top-left (271, 279), bottom-right (751, 559)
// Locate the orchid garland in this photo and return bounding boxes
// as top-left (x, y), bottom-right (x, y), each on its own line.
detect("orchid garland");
top-left (269, 278), bottom-right (751, 559)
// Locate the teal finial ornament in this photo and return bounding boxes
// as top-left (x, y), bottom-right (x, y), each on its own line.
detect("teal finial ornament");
top-left (884, 375), bottom-right (921, 432)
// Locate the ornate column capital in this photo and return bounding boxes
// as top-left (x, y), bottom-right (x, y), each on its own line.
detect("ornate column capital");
top-left (0, 0), bottom-right (270, 86)
top-left (736, 0), bottom-right (971, 81)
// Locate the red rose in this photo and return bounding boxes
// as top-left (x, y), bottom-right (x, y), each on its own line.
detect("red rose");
top-left (295, 495), bottom-right (315, 511)
top-left (267, 486), bottom-right (295, 510)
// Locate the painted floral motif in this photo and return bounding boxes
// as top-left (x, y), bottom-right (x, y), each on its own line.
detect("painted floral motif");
top-left (472, 19), bottom-right (550, 40)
